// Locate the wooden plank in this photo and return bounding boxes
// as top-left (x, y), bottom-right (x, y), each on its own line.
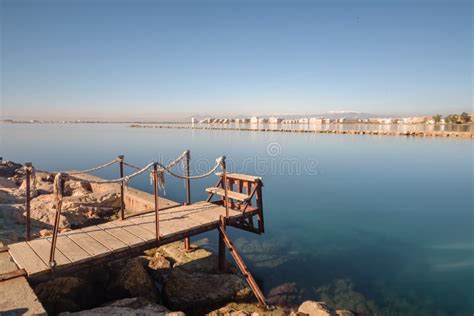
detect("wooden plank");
top-left (28, 238), bottom-right (70, 266)
top-left (113, 219), bottom-right (156, 241)
top-left (127, 216), bottom-right (163, 237)
top-left (81, 226), bottom-right (129, 252)
top-left (49, 236), bottom-right (91, 263)
top-left (98, 221), bottom-right (146, 246)
top-left (8, 242), bottom-right (48, 276)
top-left (206, 187), bottom-right (250, 201)
top-left (215, 172), bottom-right (261, 182)
top-left (65, 231), bottom-right (110, 257)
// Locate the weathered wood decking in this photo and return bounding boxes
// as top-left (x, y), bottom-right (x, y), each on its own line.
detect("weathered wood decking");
top-left (7, 201), bottom-right (255, 282)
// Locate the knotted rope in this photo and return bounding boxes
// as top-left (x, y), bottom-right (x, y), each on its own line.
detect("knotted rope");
top-left (53, 173), bottom-right (64, 210)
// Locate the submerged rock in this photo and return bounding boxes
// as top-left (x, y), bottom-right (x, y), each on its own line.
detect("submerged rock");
top-left (267, 282), bottom-right (307, 307)
top-left (163, 269), bottom-right (252, 312)
top-left (58, 297), bottom-right (185, 316)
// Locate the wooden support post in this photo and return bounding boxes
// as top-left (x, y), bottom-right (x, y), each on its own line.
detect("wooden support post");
top-left (184, 150), bottom-right (192, 251)
top-left (218, 216), bottom-right (226, 272)
top-left (118, 155), bottom-right (125, 220)
top-left (49, 174), bottom-right (63, 268)
top-left (218, 216), bottom-right (268, 308)
top-left (25, 163), bottom-right (32, 241)
top-left (153, 163), bottom-right (160, 240)
top-left (256, 182), bottom-right (264, 233)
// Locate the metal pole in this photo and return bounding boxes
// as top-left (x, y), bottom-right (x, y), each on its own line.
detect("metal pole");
top-left (25, 163), bottom-right (32, 241)
top-left (185, 150), bottom-right (191, 204)
top-left (218, 216), bottom-right (226, 272)
top-left (184, 150), bottom-right (192, 251)
top-left (118, 155), bottom-right (125, 220)
top-left (49, 174), bottom-right (63, 268)
top-left (222, 157), bottom-right (229, 218)
top-left (153, 163), bottom-right (160, 240)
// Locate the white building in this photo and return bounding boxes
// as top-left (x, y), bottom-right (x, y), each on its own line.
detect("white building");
top-left (258, 118), bottom-right (268, 123)
top-left (298, 118), bottom-right (309, 124)
top-left (269, 117), bottom-right (283, 124)
top-left (250, 117), bottom-right (259, 124)
top-left (309, 117), bottom-right (323, 124)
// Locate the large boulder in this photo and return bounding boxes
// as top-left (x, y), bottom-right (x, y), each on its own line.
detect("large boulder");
top-left (58, 297), bottom-right (185, 316)
top-left (34, 277), bottom-right (98, 315)
top-left (107, 257), bottom-right (159, 302)
top-left (0, 177), bottom-right (18, 189)
top-left (298, 301), bottom-right (336, 316)
top-left (0, 161), bottom-right (22, 178)
top-left (150, 241), bottom-right (221, 274)
top-left (163, 269), bottom-right (252, 312)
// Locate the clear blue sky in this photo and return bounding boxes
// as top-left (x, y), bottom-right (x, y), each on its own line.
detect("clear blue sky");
top-left (1, 0), bottom-right (472, 121)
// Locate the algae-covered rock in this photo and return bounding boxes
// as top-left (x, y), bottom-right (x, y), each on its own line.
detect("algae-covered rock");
top-left (163, 269), bottom-right (252, 312)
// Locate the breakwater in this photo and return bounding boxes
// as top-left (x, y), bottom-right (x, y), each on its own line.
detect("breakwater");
top-left (130, 124), bottom-right (474, 138)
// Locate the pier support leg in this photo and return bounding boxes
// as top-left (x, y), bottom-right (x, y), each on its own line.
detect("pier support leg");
top-left (118, 155), bottom-right (125, 220)
top-left (183, 150), bottom-right (192, 252)
top-left (218, 216), bottom-right (226, 272)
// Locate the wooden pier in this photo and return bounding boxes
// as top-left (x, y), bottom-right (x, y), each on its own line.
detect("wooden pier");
top-left (7, 201), bottom-right (258, 281)
top-left (1, 152), bottom-right (269, 308)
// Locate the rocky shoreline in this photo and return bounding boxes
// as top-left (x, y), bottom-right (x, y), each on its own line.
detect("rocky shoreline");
top-left (129, 124), bottom-right (474, 138)
top-left (1, 160), bottom-right (356, 316)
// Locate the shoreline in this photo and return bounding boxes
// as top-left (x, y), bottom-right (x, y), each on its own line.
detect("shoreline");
top-left (129, 124), bottom-right (474, 139)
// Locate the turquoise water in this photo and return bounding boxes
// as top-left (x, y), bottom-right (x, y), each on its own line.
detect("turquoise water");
top-left (1, 123), bottom-right (472, 315)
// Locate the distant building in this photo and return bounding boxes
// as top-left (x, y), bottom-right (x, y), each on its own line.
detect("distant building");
top-left (250, 117), bottom-right (259, 124)
top-left (191, 117), bottom-right (196, 124)
top-left (269, 117), bottom-right (283, 124)
top-left (309, 117), bottom-right (323, 124)
top-left (298, 118), bottom-right (309, 124)
top-left (258, 118), bottom-right (268, 123)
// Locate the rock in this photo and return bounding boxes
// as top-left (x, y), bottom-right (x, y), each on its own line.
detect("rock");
top-left (0, 161), bottom-right (22, 177)
top-left (64, 181), bottom-right (92, 196)
top-left (208, 302), bottom-right (288, 316)
top-left (34, 277), bottom-right (98, 315)
top-left (267, 282), bottom-right (307, 307)
top-left (0, 177), bottom-right (18, 189)
top-left (148, 252), bottom-right (172, 271)
top-left (107, 257), bottom-right (159, 302)
top-left (298, 301), bottom-right (336, 316)
top-left (153, 241), bottom-right (221, 273)
top-left (58, 297), bottom-right (185, 316)
top-left (163, 269), bottom-right (252, 312)
top-left (335, 311), bottom-right (355, 316)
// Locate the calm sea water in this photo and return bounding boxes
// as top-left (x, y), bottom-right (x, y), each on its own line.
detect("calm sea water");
top-left (1, 123), bottom-right (472, 315)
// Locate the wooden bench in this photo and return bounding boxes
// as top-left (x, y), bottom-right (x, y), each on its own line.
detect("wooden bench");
top-left (206, 172), bottom-right (265, 233)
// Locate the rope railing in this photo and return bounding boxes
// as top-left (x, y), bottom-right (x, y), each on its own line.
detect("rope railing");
top-left (45, 150), bottom-right (228, 268)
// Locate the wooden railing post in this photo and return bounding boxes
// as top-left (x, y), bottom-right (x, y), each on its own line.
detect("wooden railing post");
top-left (153, 163), bottom-right (160, 240)
top-left (24, 163), bottom-right (32, 241)
top-left (221, 157), bottom-right (229, 218)
top-left (49, 173), bottom-right (64, 268)
top-left (118, 155), bottom-right (125, 220)
top-left (184, 150), bottom-right (192, 251)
